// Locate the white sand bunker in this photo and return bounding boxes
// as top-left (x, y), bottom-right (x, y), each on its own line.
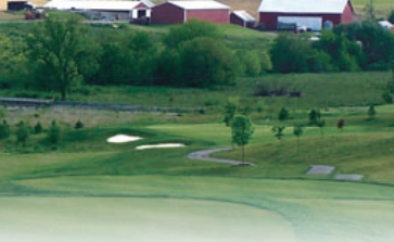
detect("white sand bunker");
top-left (107, 134), bottom-right (143, 144)
top-left (136, 143), bottom-right (186, 150)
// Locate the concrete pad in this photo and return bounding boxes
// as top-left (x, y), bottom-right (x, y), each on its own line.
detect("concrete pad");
top-left (306, 165), bottom-right (335, 175)
top-left (334, 174), bottom-right (364, 181)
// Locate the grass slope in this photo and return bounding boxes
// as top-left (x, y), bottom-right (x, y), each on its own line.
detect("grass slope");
top-left (0, 111), bottom-right (394, 241)
top-left (1, 72), bottom-right (391, 115)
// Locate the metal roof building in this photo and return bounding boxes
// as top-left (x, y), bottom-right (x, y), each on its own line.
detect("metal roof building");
top-left (230, 10), bottom-right (256, 28)
top-left (44, 0), bottom-right (154, 21)
top-left (258, 0), bottom-right (355, 31)
top-left (151, 1), bottom-right (230, 24)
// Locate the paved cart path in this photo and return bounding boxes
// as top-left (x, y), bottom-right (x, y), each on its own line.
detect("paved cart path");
top-left (187, 148), bottom-right (254, 166)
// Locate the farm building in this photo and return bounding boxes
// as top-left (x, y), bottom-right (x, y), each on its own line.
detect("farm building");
top-left (258, 0), bottom-right (355, 31)
top-left (379, 21), bottom-right (394, 32)
top-left (230, 10), bottom-right (255, 28)
top-left (151, 1), bottom-right (230, 25)
top-left (7, 1), bottom-right (35, 11)
top-left (44, 0), bottom-right (154, 21)
top-left (1, 0), bottom-right (47, 11)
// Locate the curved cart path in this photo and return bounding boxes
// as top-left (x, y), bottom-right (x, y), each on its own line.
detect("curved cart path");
top-left (187, 148), bottom-right (254, 166)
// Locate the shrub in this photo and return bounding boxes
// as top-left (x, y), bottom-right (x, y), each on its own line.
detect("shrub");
top-left (278, 108), bottom-right (289, 121)
top-left (223, 98), bottom-right (239, 127)
top-left (154, 49), bottom-right (181, 86)
top-left (368, 105), bottom-right (376, 119)
top-left (389, 10), bottom-right (394, 24)
top-left (0, 120), bottom-right (10, 140)
top-left (382, 92), bottom-right (393, 104)
top-left (75, 120), bottom-right (84, 129)
top-left (270, 34), bottom-right (311, 73)
top-left (164, 20), bottom-right (221, 49)
top-left (34, 122), bottom-right (43, 134)
top-left (337, 119), bottom-right (345, 130)
top-left (179, 37), bottom-right (236, 88)
top-left (308, 50), bottom-right (334, 73)
top-left (237, 51), bottom-right (262, 77)
top-left (335, 21), bottom-right (394, 70)
top-left (313, 31), bottom-right (363, 71)
top-left (47, 121), bottom-right (61, 145)
top-left (16, 121), bottom-right (29, 146)
top-left (259, 51), bottom-right (272, 73)
top-left (309, 109), bottom-right (321, 125)
top-left (0, 107), bottom-right (6, 119)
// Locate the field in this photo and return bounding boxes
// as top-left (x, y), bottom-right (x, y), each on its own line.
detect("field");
top-left (1, 70), bottom-right (394, 241)
top-left (0, 6), bottom-right (394, 242)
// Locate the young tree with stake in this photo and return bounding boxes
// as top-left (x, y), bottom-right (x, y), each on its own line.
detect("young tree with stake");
top-left (231, 115), bottom-right (254, 164)
top-left (293, 125), bottom-right (303, 151)
top-left (368, 105), bottom-right (376, 120)
top-left (272, 126), bottom-right (286, 144)
top-left (337, 119), bottom-right (345, 131)
top-left (316, 119), bottom-right (326, 137)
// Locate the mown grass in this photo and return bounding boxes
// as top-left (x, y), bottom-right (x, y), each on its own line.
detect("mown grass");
top-left (0, 196), bottom-right (295, 242)
top-left (10, 175), bottom-right (394, 242)
top-left (0, 106), bottom-right (394, 241)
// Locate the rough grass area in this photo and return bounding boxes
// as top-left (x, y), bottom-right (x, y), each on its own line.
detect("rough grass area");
top-left (0, 11), bottom-right (23, 21)
top-left (1, 72), bottom-right (389, 116)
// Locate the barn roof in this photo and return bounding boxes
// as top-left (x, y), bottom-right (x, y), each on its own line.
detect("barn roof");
top-left (44, 0), bottom-right (154, 11)
top-left (232, 10), bottom-right (255, 22)
top-left (168, 1), bottom-right (230, 10)
top-left (379, 20), bottom-right (394, 28)
top-left (259, 0), bottom-right (351, 14)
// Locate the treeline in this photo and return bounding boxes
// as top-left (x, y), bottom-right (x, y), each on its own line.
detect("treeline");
top-left (1, 18), bottom-right (256, 100)
top-left (271, 21), bottom-right (394, 73)
top-left (0, 16), bottom-right (394, 100)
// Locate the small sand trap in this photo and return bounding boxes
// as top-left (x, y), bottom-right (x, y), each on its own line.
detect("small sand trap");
top-left (136, 143), bottom-right (186, 150)
top-left (107, 134), bottom-right (143, 144)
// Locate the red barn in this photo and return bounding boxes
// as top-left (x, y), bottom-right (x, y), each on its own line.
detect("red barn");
top-left (151, 1), bottom-right (230, 24)
top-left (230, 10), bottom-right (256, 28)
top-left (259, 0), bottom-right (355, 31)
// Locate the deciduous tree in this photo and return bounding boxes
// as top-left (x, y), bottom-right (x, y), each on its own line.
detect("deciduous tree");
top-left (231, 115), bottom-right (254, 163)
top-left (26, 17), bottom-right (89, 100)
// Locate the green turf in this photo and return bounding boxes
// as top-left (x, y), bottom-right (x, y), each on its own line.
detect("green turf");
top-left (9, 175), bottom-right (394, 242)
top-left (0, 196), bottom-right (295, 242)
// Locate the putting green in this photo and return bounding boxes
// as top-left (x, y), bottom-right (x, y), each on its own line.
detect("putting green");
top-left (0, 197), bottom-right (295, 242)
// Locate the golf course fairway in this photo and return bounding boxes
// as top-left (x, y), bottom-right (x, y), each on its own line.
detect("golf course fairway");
top-left (0, 197), bottom-right (294, 242)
